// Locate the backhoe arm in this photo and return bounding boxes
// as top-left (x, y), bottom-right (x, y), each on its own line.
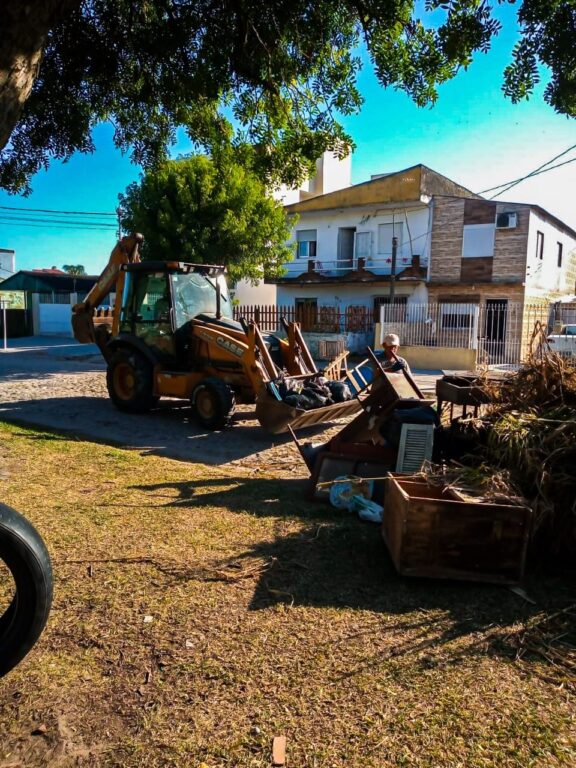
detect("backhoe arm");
top-left (71, 233), bottom-right (143, 345)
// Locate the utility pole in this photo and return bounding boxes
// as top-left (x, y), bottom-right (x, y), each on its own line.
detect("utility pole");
top-left (116, 206), bottom-right (123, 240)
top-left (0, 299), bottom-right (7, 350)
top-left (390, 236), bottom-right (397, 307)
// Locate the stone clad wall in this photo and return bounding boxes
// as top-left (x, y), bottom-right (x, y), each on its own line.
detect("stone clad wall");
top-left (429, 196), bottom-right (529, 286)
top-left (492, 203), bottom-right (530, 283)
top-left (429, 198), bottom-right (465, 282)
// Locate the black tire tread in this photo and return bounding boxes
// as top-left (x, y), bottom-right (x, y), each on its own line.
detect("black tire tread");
top-left (106, 347), bottom-right (158, 413)
top-left (193, 376), bottom-right (236, 430)
top-left (0, 504), bottom-right (53, 678)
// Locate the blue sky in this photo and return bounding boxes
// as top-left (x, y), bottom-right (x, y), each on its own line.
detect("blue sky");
top-left (0, 3), bottom-right (574, 277)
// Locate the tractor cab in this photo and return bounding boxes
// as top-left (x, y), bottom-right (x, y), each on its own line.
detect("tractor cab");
top-left (117, 261), bottom-right (232, 358)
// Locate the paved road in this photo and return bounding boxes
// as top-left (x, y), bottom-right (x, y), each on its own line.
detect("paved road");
top-left (0, 337), bottom-right (441, 470)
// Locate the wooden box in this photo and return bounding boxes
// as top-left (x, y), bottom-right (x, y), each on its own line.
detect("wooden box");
top-left (382, 475), bottom-right (532, 584)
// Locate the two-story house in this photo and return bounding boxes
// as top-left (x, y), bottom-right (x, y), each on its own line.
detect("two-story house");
top-left (265, 164), bottom-right (576, 365)
top-left (271, 164), bottom-right (480, 320)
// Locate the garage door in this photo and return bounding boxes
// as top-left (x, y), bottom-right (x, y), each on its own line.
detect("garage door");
top-left (38, 303), bottom-right (73, 336)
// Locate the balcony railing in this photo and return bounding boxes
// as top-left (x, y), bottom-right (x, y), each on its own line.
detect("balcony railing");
top-left (278, 254), bottom-right (425, 280)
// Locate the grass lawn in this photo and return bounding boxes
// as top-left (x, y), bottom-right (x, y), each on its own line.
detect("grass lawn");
top-left (0, 421), bottom-right (574, 767)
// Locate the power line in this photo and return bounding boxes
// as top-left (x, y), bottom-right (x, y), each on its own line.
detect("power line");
top-left (0, 219), bottom-right (118, 232)
top-left (0, 214), bottom-right (116, 228)
top-left (477, 143), bottom-right (576, 197)
top-left (488, 157), bottom-right (576, 199)
top-left (0, 204), bottom-right (116, 217)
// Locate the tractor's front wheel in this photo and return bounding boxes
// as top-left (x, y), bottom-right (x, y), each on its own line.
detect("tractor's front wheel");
top-left (106, 348), bottom-right (159, 413)
top-left (193, 377), bottom-right (236, 430)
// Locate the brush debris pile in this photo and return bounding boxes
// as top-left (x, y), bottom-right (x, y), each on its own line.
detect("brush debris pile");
top-left (471, 336), bottom-right (576, 560)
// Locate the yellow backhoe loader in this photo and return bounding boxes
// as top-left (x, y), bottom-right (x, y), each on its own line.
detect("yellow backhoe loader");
top-left (72, 234), bottom-right (367, 433)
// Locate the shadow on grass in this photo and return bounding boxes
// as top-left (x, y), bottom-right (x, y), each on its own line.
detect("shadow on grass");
top-left (133, 476), bottom-right (317, 516)
top-left (134, 474), bottom-right (576, 677)
top-left (242, 522), bottom-right (576, 679)
top-left (0, 396), bottom-right (332, 465)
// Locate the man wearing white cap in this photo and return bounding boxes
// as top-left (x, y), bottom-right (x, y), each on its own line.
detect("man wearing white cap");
top-left (380, 332), bottom-right (411, 373)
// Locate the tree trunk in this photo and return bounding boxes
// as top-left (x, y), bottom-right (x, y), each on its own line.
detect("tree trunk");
top-left (0, 0), bottom-right (80, 151)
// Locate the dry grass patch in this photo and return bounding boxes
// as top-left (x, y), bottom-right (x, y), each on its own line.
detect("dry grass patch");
top-left (0, 422), bottom-right (575, 767)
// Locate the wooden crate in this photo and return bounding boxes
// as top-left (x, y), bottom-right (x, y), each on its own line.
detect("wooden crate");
top-left (382, 475), bottom-right (532, 584)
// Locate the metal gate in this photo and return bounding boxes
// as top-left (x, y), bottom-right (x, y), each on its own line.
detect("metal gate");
top-left (379, 301), bottom-right (553, 368)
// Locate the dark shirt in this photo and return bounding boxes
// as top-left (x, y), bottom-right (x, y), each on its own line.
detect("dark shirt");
top-left (376, 351), bottom-right (411, 374)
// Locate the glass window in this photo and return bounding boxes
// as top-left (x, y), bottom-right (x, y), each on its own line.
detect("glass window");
top-left (441, 303), bottom-right (474, 329)
top-left (120, 272), bottom-right (171, 326)
top-left (373, 296), bottom-right (407, 323)
top-left (296, 229), bottom-right (317, 259)
top-left (536, 231), bottom-right (544, 260)
top-left (377, 223), bottom-right (403, 255)
top-left (171, 272), bottom-right (230, 329)
top-left (462, 224), bottom-right (495, 258)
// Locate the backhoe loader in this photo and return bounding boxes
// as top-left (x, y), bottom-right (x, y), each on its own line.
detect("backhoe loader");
top-left (72, 234), bottom-right (366, 433)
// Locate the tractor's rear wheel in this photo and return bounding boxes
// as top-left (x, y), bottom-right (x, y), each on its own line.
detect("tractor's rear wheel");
top-left (106, 348), bottom-right (158, 413)
top-left (193, 377), bottom-right (236, 430)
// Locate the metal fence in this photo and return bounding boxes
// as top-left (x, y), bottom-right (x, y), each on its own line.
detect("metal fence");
top-left (233, 300), bottom-right (576, 367)
top-left (38, 292), bottom-right (73, 304)
top-left (379, 301), bottom-right (558, 367)
top-left (233, 304), bottom-right (375, 333)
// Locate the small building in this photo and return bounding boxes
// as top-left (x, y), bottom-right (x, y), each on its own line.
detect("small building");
top-left (0, 270), bottom-right (100, 337)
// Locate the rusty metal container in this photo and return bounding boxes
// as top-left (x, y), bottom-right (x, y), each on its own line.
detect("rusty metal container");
top-left (435, 375), bottom-right (492, 407)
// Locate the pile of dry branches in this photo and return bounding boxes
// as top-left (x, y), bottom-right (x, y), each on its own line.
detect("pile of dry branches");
top-left (480, 326), bottom-right (576, 560)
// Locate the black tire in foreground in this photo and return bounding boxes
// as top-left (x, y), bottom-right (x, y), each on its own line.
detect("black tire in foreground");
top-left (106, 347), bottom-right (159, 413)
top-left (193, 377), bottom-right (236, 430)
top-left (0, 504), bottom-right (53, 678)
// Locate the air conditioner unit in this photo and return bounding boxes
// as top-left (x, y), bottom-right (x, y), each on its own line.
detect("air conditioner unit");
top-left (496, 212), bottom-right (518, 229)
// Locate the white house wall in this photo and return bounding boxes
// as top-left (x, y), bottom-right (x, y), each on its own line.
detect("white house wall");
top-left (277, 281), bottom-right (428, 311)
top-left (316, 152), bottom-right (352, 195)
top-left (286, 205), bottom-right (431, 277)
top-left (526, 212), bottom-right (576, 298)
top-left (272, 151), bottom-right (351, 204)
top-left (232, 278), bottom-right (277, 306)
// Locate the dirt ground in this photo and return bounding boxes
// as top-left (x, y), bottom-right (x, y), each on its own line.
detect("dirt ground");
top-left (0, 340), bottom-right (438, 473)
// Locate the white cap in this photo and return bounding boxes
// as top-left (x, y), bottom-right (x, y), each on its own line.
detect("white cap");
top-left (383, 333), bottom-right (400, 346)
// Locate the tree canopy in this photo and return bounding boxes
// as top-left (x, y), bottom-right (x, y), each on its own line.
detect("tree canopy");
top-left (1, 1), bottom-right (574, 194)
top-left (118, 153), bottom-right (295, 283)
top-left (62, 264), bottom-right (86, 275)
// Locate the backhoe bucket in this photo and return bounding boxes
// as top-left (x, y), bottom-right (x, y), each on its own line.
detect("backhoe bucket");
top-left (71, 306), bottom-right (95, 344)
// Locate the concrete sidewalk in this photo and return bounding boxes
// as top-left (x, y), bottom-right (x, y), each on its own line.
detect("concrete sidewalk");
top-left (0, 336), bottom-right (100, 358)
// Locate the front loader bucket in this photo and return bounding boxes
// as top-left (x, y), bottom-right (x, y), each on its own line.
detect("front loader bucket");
top-left (255, 390), bottom-right (363, 435)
